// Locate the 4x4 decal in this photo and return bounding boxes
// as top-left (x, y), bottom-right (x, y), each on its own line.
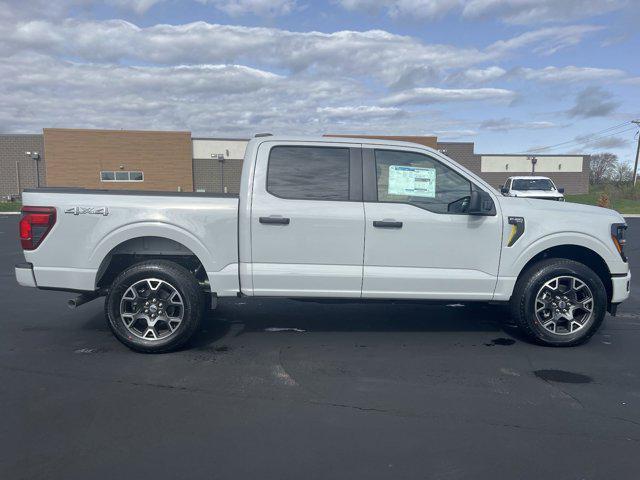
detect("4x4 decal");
top-left (64, 206), bottom-right (109, 216)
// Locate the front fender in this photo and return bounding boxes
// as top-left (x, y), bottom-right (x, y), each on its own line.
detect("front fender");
top-left (504, 231), bottom-right (620, 278)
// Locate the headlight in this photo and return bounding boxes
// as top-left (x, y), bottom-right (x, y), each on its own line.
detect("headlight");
top-left (611, 223), bottom-right (627, 262)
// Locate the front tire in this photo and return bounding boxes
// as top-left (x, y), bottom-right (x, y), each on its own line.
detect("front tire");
top-left (510, 258), bottom-right (607, 347)
top-left (105, 260), bottom-right (204, 353)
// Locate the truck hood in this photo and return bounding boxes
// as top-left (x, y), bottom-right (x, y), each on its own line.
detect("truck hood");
top-left (499, 195), bottom-right (625, 223)
top-left (510, 190), bottom-right (562, 198)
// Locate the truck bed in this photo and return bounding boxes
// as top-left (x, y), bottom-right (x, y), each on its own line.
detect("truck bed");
top-left (20, 188), bottom-right (240, 295)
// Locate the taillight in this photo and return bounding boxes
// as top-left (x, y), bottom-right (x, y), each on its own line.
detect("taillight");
top-left (19, 206), bottom-right (56, 250)
top-left (611, 223), bottom-right (627, 262)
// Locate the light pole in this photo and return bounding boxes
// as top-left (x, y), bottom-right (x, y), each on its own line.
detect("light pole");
top-left (25, 151), bottom-right (41, 189)
top-left (632, 120), bottom-right (640, 187)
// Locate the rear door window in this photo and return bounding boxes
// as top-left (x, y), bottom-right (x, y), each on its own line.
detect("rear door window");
top-left (267, 146), bottom-right (350, 201)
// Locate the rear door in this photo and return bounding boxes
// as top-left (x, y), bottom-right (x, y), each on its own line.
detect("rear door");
top-left (361, 146), bottom-right (502, 300)
top-left (250, 141), bottom-right (365, 297)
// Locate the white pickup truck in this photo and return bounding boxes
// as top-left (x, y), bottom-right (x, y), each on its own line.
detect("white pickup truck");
top-left (500, 176), bottom-right (565, 201)
top-left (15, 136), bottom-right (630, 352)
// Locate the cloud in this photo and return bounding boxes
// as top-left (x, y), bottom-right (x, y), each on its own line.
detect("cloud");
top-left (335, 0), bottom-right (628, 24)
top-left (586, 136), bottom-right (631, 150)
top-left (1, 18), bottom-right (602, 88)
top-left (434, 129), bottom-right (478, 138)
top-left (1, 20), bottom-right (487, 86)
top-left (447, 66), bottom-right (506, 84)
top-left (0, 54), bottom-right (370, 134)
top-left (106, 0), bottom-right (166, 14)
top-left (479, 118), bottom-right (555, 131)
top-left (198, 0), bottom-right (297, 16)
top-left (486, 25), bottom-right (603, 56)
top-left (338, 0), bottom-right (459, 19)
top-left (567, 86), bottom-right (620, 118)
top-left (0, 3), bottom-right (622, 140)
top-left (382, 87), bottom-right (515, 105)
top-left (316, 106), bottom-right (405, 120)
top-left (515, 66), bottom-right (626, 83)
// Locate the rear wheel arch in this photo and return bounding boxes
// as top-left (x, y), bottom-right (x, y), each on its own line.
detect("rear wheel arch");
top-left (96, 236), bottom-right (209, 290)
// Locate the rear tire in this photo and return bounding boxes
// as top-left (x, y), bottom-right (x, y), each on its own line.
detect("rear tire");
top-left (510, 258), bottom-right (607, 347)
top-left (105, 260), bottom-right (204, 353)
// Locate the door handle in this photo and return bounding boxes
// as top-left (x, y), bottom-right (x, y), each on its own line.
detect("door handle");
top-left (373, 220), bottom-right (403, 228)
top-left (259, 216), bottom-right (290, 225)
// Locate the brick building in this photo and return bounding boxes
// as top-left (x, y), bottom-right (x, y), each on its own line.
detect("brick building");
top-left (44, 128), bottom-right (193, 192)
top-left (0, 134), bottom-right (45, 199)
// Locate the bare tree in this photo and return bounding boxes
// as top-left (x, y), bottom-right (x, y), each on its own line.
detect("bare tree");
top-left (613, 160), bottom-right (634, 184)
top-left (589, 153), bottom-right (618, 185)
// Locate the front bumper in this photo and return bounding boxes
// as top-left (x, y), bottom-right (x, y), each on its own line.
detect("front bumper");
top-left (15, 262), bottom-right (37, 288)
top-left (611, 271), bottom-right (631, 304)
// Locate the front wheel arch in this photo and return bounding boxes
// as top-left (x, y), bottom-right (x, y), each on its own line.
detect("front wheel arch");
top-left (515, 245), bottom-right (612, 304)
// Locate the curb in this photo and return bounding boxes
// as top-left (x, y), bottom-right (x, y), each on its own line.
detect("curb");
top-left (0, 212), bottom-right (20, 215)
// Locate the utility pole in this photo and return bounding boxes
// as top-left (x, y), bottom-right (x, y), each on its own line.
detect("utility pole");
top-left (633, 120), bottom-right (640, 187)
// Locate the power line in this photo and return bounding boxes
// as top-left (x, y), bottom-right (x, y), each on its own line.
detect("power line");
top-left (526, 120), bottom-right (633, 153)
top-left (526, 126), bottom-right (636, 154)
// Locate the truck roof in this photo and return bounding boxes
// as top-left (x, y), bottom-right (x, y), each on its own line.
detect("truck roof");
top-left (250, 135), bottom-right (440, 152)
top-left (508, 176), bottom-right (554, 180)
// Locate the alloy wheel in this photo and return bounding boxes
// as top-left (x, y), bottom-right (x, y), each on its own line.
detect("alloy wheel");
top-left (119, 278), bottom-right (184, 341)
top-left (534, 275), bottom-right (594, 335)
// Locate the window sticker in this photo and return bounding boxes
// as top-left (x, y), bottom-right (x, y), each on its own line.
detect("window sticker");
top-left (388, 165), bottom-right (436, 198)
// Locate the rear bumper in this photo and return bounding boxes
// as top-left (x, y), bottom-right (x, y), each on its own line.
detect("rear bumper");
top-left (15, 262), bottom-right (37, 288)
top-left (611, 271), bottom-right (631, 304)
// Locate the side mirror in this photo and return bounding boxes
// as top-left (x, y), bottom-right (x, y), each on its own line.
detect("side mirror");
top-left (557, 187), bottom-right (565, 194)
top-left (500, 186), bottom-right (509, 195)
top-left (469, 190), bottom-right (495, 215)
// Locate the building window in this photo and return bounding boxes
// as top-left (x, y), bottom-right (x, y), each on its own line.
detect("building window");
top-left (100, 171), bottom-right (144, 182)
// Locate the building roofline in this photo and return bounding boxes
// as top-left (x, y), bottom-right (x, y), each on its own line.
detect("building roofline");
top-left (192, 137), bottom-right (250, 141)
top-left (0, 133), bottom-right (43, 137)
top-left (43, 128), bottom-right (191, 135)
top-left (479, 153), bottom-right (587, 157)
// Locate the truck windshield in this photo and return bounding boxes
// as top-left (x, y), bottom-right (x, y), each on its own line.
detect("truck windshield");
top-left (512, 179), bottom-right (554, 191)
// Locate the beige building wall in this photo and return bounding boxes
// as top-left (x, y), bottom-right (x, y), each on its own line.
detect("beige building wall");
top-left (480, 155), bottom-right (584, 173)
top-left (44, 128), bottom-right (193, 191)
top-left (192, 138), bottom-right (248, 160)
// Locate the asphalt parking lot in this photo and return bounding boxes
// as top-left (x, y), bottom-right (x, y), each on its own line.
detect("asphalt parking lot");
top-left (1, 215), bottom-right (639, 479)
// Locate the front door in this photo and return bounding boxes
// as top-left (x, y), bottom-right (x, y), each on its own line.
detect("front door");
top-left (250, 142), bottom-right (365, 297)
top-left (361, 146), bottom-right (502, 300)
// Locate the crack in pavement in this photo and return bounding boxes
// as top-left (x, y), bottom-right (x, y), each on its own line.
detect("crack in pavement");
top-left (2, 362), bottom-right (639, 443)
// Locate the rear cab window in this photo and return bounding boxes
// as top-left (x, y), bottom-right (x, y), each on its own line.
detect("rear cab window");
top-left (267, 146), bottom-right (350, 201)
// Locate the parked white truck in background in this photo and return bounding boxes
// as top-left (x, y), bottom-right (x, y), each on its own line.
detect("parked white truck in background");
top-left (15, 136), bottom-right (630, 352)
top-left (500, 176), bottom-right (565, 201)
